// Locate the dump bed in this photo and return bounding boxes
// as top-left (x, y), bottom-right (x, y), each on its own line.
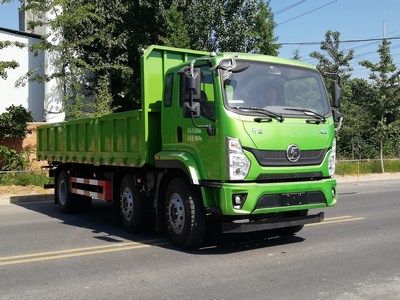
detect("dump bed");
top-left (37, 46), bottom-right (207, 167)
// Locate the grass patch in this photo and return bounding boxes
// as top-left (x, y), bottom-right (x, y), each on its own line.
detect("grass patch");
top-left (0, 171), bottom-right (52, 187)
top-left (336, 160), bottom-right (400, 175)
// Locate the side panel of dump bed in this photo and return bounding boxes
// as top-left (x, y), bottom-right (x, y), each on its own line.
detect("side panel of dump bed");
top-left (37, 45), bottom-right (208, 167)
top-left (37, 110), bottom-right (146, 167)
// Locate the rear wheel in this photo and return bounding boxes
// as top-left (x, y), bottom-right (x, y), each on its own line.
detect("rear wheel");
top-left (120, 175), bottom-right (143, 233)
top-left (165, 177), bottom-right (205, 248)
top-left (79, 196), bottom-right (92, 211)
top-left (56, 171), bottom-right (76, 213)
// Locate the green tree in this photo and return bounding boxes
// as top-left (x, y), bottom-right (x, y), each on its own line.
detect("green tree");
top-left (359, 39), bottom-right (400, 172)
top-left (162, 0), bottom-right (280, 54)
top-left (292, 49), bottom-right (301, 60)
top-left (0, 0), bottom-right (18, 81)
top-left (310, 30), bottom-right (359, 159)
top-left (1, 0), bottom-right (280, 119)
top-left (15, 0), bottom-right (163, 117)
top-left (250, 0), bottom-right (280, 55)
top-left (0, 105), bottom-right (33, 141)
top-left (161, 2), bottom-right (190, 49)
top-left (310, 30), bottom-right (354, 81)
top-left (0, 41), bottom-right (22, 79)
top-left (337, 79), bottom-right (376, 159)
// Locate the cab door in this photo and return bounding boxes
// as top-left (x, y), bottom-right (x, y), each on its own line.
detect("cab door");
top-left (162, 65), bottom-right (220, 180)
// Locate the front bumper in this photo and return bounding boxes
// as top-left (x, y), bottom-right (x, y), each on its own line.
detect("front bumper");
top-left (222, 212), bottom-right (324, 233)
top-left (218, 178), bottom-right (337, 215)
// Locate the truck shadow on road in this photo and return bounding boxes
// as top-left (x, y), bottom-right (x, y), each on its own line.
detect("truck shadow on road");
top-left (14, 198), bottom-right (305, 254)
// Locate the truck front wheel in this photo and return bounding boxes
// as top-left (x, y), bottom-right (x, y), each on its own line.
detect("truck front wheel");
top-left (276, 225), bottom-right (304, 236)
top-left (120, 175), bottom-right (143, 233)
top-left (165, 177), bottom-right (205, 248)
top-left (274, 210), bottom-right (308, 237)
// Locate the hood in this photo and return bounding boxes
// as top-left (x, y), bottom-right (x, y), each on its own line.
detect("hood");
top-left (242, 118), bottom-right (333, 151)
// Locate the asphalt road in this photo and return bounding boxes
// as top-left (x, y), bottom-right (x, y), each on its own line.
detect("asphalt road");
top-left (0, 179), bottom-right (399, 300)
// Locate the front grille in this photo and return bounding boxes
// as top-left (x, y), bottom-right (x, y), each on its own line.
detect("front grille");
top-left (256, 191), bottom-right (326, 209)
top-left (256, 172), bottom-right (323, 183)
top-left (244, 147), bottom-right (327, 166)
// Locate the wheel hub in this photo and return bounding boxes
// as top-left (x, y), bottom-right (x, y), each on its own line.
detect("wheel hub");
top-left (58, 180), bottom-right (67, 206)
top-left (121, 187), bottom-right (134, 221)
top-left (167, 193), bottom-right (185, 235)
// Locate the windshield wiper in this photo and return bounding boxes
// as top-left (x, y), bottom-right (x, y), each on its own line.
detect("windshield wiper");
top-left (283, 107), bottom-right (326, 123)
top-left (232, 106), bottom-right (284, 122)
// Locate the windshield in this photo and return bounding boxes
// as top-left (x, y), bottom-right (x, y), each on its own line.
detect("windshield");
top-left (222, 60), bottom-right (331, 116)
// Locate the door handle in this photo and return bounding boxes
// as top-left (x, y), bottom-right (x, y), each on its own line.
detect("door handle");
top-left (177, 126), bottom-right (183, 143)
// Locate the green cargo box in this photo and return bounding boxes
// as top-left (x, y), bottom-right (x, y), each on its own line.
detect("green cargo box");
top-left (37, 45), bottom-right (207, 167)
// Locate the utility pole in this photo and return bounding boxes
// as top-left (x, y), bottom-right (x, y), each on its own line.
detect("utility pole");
top-left (383, 0), bottom-right (386, 38)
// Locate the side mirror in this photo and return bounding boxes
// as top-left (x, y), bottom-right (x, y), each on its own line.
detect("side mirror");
top-left (183, 102), bottom-right (201, 118)
top-left (331, 80), bottom-right (341, 108)
top-left (332, 108), bottom-right (343, 123)
top-left (183, 68), bottom-right (201, 101)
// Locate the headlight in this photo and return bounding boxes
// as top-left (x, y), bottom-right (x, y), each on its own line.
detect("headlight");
top-left (227, 137), bottom-right (251, 180)
top-left (328, 139), bottom-right (336, 176)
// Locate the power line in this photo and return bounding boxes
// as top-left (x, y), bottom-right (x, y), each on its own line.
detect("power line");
top-left (342, 29), bottom-right (400, 51)
top-left (351, 56), bottom-right (400, 73)
top-left (298, 37), bottom-right (400, 62)
top-left (277, 0), bottom-right (338, 26)
top-left (274, 0), bottom-right (307, 15)
top-left (292, 31), bottom-right (400, 63)
top-left (280, 36), bottom-right (400, 45)
top-left (353, 44), bottom-right (400, 60)
top-left (298, 30), bottom-right (400, 62)
top-left (361, 52), bottom-right (400, 62)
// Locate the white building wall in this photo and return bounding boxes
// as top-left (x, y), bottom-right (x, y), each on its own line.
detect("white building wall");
top-left (0, 29), bottom-right (44, 121)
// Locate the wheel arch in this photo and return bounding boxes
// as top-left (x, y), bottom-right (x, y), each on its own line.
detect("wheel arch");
top-left (154, 151), bottom-right (203, 185)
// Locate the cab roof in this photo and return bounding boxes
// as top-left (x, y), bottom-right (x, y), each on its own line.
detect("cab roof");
top-left (214, 52), bottom-right (316, 70)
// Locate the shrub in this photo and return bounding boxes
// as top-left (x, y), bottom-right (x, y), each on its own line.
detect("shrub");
top-left (0, 146), bottom-right (28, 171)
top-left (0, 105), bottom-right (33, 141)
top-left (336, 160), bottom-right (400, 175)
top-left (0, 171), bottom-right (52, 186)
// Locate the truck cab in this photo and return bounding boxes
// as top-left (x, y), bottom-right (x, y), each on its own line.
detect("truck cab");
top-left (156, 51), bottom-right (339, 244)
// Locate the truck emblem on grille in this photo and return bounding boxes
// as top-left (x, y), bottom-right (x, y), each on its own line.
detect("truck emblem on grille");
top-left (286, 144), bottom-right (300, 162)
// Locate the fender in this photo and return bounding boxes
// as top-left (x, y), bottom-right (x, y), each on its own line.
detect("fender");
top-left (154, 151), bottom-right (205, 185)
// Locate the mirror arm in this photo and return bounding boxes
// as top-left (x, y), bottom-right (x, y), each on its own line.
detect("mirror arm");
top-left (185, 60), bottom-right (216, 136)
top-left (185, 80), bottom-right (216, 136)
top-left (334, 114), bottom-right (343, 132)
top-left (187, 89), bottom-right (216, 136)
top-left (324, 72), bottom-right (341, 85)
top-left (189, 89), bottom-right (194, 108)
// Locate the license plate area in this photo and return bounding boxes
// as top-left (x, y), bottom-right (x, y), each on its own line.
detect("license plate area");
top-left (280, 193), bottom-right (305, 206)
top-left (256, 191), bottom-right (326, 209)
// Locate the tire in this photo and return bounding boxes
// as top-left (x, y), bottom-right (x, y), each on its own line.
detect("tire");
top-left (274, 210), bottom-right (308, 237)
top-left (119, 175), bottom-right (143, 233)
top-left (275, 225), bottom-right (304, 236)
top-left (79, 197), bottom-right (92, 211)
top-left (56, 171), bottom-right (77, 213)
top-left (165, 177), bottom-right (205, 248)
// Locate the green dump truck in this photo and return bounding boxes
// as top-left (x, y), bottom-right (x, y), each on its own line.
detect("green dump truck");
top-left (37, 45), bottom-right (342, 248)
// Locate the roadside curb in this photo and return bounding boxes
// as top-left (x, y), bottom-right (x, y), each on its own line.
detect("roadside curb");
top-left (0, 194), bottom-right (53, 205)
top-left (335, 172), bottom-right (400, 183)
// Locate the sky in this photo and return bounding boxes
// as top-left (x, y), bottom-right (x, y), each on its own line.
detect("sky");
top-left (270, 0), bottom-right (400, 78)
top-left (1, 0), bottom-right (399, 78)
